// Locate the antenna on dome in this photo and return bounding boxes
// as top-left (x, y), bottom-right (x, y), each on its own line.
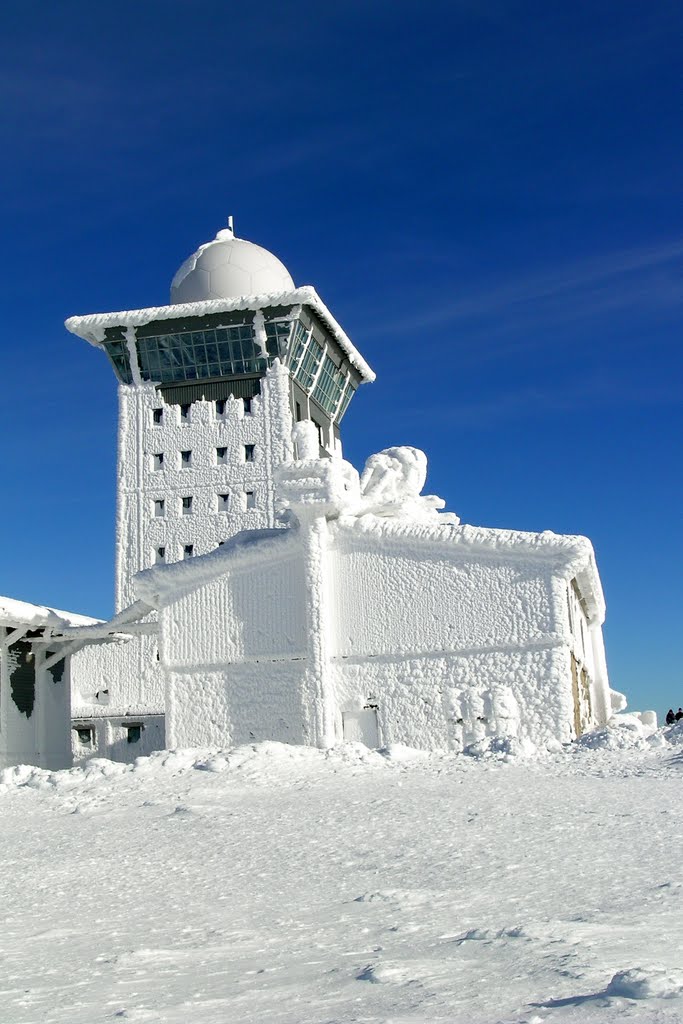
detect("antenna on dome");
top-left (227, 215), bottom-right (234, 235)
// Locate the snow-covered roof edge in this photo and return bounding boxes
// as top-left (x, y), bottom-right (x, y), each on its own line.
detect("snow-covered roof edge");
top-left (134, 517), bottom-right (605, 624)
top-left (0, 595), bottom-right (101, 630)
top-left (64, 285), bottom-right (375, 383)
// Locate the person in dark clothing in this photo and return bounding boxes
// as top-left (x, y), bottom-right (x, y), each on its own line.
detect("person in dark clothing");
top-left (676, 708), bottom-right (683, 721)
top-left (666, 709), bottom-right (676, 725)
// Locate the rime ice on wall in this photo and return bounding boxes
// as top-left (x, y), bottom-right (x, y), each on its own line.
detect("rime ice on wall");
top-left (69, 362), bottom-right (297, 751)
top-left (139, 441), bottom-right (611, 753)
top-left (115, 361), bottom-right (294, 609)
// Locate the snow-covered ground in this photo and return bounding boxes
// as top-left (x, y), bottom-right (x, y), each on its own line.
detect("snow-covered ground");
top-left (2, 727), bottom-right (683, 1024)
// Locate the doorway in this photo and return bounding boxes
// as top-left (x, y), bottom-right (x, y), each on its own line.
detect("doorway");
top-left (342, 707), bottom-right (380, 748)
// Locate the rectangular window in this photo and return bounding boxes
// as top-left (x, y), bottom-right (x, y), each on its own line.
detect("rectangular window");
top-left (126, 724), bottom-right (143, 744)
top-left (155, 546), bottom-right (166, 564)
top-left (295, 401), bottom-right (302, 422)
top-left (154, 499), bottom-right (165, 517)
top-left (183, 544), bottom-right (194, 559)
top-left (74, 726), bottom-right (94, 747)
top-left (180, 403), bottom-right (191, 422)
top-left (244, 444), bottom-right (255, 462)
top-left (245, 490), bottom-right (256, 510)
top-left (313, 420), bottom-right (324, 446)
top-left (153, 452), bottom-right (164, 470)
top-left (181, 450), bottom-right (192, 467)
top-left (218, 493), bottom-right (230, 511)
top-left (152, 408), bottom-right (163, 425)
top-left (216, 446), bottom-right (228, 464)
top-left (182, 496), bottom-right (193, 515)
top-left (216, 399), bottom-right (226, 416)
top-left (243, 397), bottom-right (252, 414)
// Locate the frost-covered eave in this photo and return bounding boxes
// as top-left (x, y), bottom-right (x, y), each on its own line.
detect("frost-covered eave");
top-left (134, 528), bottom-right (299, 607)
top-left (333, 517), bottom-right (607, 623)
top-left (72, 705), bottom-right (165, 720)
top-left (64, 286), bottom-right (376, 383)
top-left (0, 595), bottom-right (101, 630)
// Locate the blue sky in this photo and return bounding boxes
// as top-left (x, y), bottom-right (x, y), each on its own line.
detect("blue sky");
top-left (1, 1), bottom-right (681, 716)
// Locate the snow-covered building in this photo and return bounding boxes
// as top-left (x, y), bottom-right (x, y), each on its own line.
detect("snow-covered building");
top-left (64, 224), bottom-right (374, 760)
top-left (133, 424), bottom-right (611, 753)
top-left (0, 597), bottom-right (99, 770)
top-left (2, 221), bottom-right (616, 767)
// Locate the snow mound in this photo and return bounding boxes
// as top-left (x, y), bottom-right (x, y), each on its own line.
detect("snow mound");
top-left (577, 714), bottom-right (661, 752)
top-left (0, 757), bottom-right (130, 791)
top-left (0, 742), bottom-right (394, 795)
top-left (662, 720), bottom-right (683, 746)
top-left (464, 735), bottom-right (538, 760)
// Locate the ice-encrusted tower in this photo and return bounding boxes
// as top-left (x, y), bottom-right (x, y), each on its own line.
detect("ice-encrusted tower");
top-left (64, 224), bottom-right (374, 761)
top-left (66, 224), bottom-right (375, 611)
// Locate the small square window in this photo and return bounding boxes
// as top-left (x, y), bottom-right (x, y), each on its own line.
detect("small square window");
top-left (126, 724), bottom-right (143, 744)
top-left (152, 408), bottom-right (163, 425)
top-left (155, 546), bottom-right (166, 564)
top-left (243, 397), bottom-right (252, 415)
top-left (244, 444), bottom-right (255, 462)
top-left (181, 450), bottom-right (192, 467)
top-left (245, 490), bottom-right (256, 510)
top-left (183, 544), bottom-right (194, 559)
top-left (216, 447), bottom-right (228, 464)
top-left (216, 400), bottom-right (226, 416)
top-left (74, 726), bottom-right (94, 747)
top-left (182, 496), bottom-right (193, 514)
top-left (218, 493), bottom-right (230, 512)
top-left (153, 452), bottom-right (164, 470)
top-left (154, 499), bottom-right (165, 517)
top-left (180, 403), bottom-right (191, 422)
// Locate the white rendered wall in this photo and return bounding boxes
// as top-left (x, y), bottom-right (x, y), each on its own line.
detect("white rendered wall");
top-left (115, 361), bottom-right (294, 609)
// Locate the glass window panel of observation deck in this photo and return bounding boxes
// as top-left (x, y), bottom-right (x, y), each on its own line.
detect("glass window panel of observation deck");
top-left (136, 324), bottom-right (273, 382)
top-left (312, 355), bottom-right (345, 416)
top-left (288, 321), bottom-right (308, 374)
top-left (103, 339), bottom-right (133, 383)
top-left (295, 336), bottom-right (324, 391)
top-left (337, 379), bottom-right (356, 421)
top-left (265, 320), bottom-right (292, 360)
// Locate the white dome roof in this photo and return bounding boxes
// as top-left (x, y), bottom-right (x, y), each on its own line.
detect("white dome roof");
top-left (170, 226), bottom-right (295, 304)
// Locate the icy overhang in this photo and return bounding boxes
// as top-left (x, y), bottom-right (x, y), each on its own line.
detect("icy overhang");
top-left (0, 595), bottom-right (101, 630)
top-left (134, 528), bottom-right (298, 607)
top-left (65, 286), bottom-right (375, 384)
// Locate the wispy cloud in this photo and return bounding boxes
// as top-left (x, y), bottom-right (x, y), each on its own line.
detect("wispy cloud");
top-left (361, 238), bottom-right (683, 338)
